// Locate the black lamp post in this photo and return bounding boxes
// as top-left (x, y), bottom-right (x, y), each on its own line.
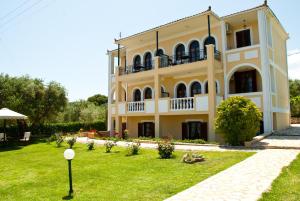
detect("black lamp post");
top-left (64, 149), bottom-right (75, 196)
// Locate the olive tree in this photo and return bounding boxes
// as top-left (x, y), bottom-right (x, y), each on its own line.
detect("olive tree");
top-left (215, 96), bottom-right (262, 146)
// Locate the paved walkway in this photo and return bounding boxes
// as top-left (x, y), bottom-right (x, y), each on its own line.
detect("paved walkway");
top-left (76, 137), bottom-right (256, 152)
top-left (165, 149), bottom-right (299, 201)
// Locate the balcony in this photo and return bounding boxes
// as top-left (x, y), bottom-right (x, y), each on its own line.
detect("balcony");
top-left (128, 101), bottom-right (145, 112)
top-left (159, 50), bottom-right (221, 68)
top-left (170, 97), bottom-right (194, 111)
top-left (119, 60), bottom-right (154, 76)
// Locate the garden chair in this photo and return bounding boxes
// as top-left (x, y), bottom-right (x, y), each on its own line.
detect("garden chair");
top-left (20, 132), bottom-right (31, 142)
top-left (0, 133), bottom-right (6, 141)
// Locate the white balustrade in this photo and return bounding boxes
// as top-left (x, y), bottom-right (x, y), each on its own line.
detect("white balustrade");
top-left (128, 101), bottom-right (145, 112)
top-left (170, 97), bottom-right (195, 111)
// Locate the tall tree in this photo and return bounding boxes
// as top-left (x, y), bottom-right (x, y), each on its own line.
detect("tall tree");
top-left (0, 74), bottom-right (67, 125)
top-left (87, 94), bottom-right (108, 106)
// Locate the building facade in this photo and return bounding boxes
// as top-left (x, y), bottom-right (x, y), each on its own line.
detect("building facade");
top-left (107, 3), bottom-right (290, 142)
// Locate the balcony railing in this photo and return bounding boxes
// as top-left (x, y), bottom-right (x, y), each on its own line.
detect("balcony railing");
top-left (119, 60), bottom-right (154, 75)
top-left (170, 97), bottom-right (195, 111)
top-left (128, 101), bottom-right (145, 112)
top-left (159, 50), bottom-right (221, 68)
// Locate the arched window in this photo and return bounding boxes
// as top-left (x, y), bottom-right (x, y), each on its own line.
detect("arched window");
top-left (190, 82), bottom-right (202, 97)
top-left (189, 41), bottom-right (200, 62)
top-left (204, 37), bottom-right (216, 56)
top-left (204, 81), bottom-right (218, 94)
top-left (144, 87), bottom-right (152, 99)
top-left (133, 55), bottom-right (141, 69)
top-left (175, 44), bottom-right (185, 62)
top-left (133, 89), bottom-right (141, 101)
top-left (176, 83), bottom-right (186, 98)
top-left (155, 49), bottom-right (164, 56)
top-left (144, 52), bottom-right (152, 70)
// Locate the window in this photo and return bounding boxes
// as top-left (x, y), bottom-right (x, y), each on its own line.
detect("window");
top-left (189, 41), bottom-right (200, 62)
top-left (235, 29), bottom-right (251, 48)
top-left (204, 36), bottom-right (216, 56)
top-left (138, 122), bottom-right (154, 138)
top-left (175, 44), bottom-right (185, 61)
top-left (234, 70), bottom-right (257, 93)
top-left (133, 55), bottom-right (141, 69)
top-left (133, 89), bottom-right (141, 101)
top-left (155, 49), bottom-right (164, 56)
top-left (176, 83), bottom-right (186, 98)
top-left (204, 81), bottom-right (218, 94)
top-left (144, 87), bottom-right (152, 99)
top-left (182, 122), bottom-right (207, 140)
top-left (190, 82), bottom-right (201, 97)
top-left (144, 52), bottom-right (152, 70)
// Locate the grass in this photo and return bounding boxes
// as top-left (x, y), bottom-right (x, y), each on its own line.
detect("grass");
top-left (259, 154), bottom-right (300, 201)
top-left (0, 142), bottom-right (253, 201)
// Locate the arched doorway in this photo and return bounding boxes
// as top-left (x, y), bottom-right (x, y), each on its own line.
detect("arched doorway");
top-left (228, 66), bottom-right (262, 94)
top-left (189, 41), bottom-right (200, 62)
top-left (190, 81), bottom-right (202, 97)
top-left (144, 87), bottom-right (152, 99)
top-left (144, 52), bottom-right (152, 70)
top-left (133, 89), bottom-right (142, 101)
top-left (175, 44), bottom-right (185, 63)
top-left (176, 83), bottom-right (187, 98)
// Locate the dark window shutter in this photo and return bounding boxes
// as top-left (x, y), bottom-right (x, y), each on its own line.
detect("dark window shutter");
top-left (150, 122), bottom-right (155, 138)
top-left (182, 122), bottom-right (188, 140)
top-left (138, 123), bottom-right (143, 137)
top-left (200, 122), bottom-right (208, 141)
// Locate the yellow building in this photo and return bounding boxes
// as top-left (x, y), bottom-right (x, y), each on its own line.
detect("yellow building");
top-left (107, 2), bottom-right (290, 142)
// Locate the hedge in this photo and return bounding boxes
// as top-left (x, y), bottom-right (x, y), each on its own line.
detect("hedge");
top-left (0, 121), bottom-right (106, 138)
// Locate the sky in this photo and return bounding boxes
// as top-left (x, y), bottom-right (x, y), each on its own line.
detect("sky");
top-left (0, 0), bottom-right (299, 101)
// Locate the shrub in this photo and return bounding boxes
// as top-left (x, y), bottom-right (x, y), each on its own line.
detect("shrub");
top-left (64, 136), bottom-right (76, 148)
top-left (87, 140), bottom-right (95, 150)
top-left (175, 139), bottom-right (207, 144)
top-left (55, 133), bottom-right (63, 147)
top-left (157, 141), bottom-right (175, 159)
top-left (46, 134), bottom-right (57, 144)
top-left (123, 129), bottom-right (129, 140)
top-left (215, 96), bottom-right (262, 146)
top-left (182, 152), bottom-right (205, 164)
top-left (104, 141), bottom-right (116, 153)
top-left (291, 96), bottom-right (300, 117)
top-left (126, 141), bottom-right (141, 156)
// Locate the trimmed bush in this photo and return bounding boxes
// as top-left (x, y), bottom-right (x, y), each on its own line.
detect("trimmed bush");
top-left (157, 141), bottom-right (175, 159)
top-left (87, 140), bottom-right (95, 150)
top-left (104, 141), bottom-right (116, 153)
top-left (126, 141), bottom-right (141, 156)
top-left (215, 96), bottom-right (262, 146)
top-left (64, 136), bottom-right (76, 148)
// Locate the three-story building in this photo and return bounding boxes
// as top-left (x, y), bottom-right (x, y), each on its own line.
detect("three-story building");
top-left (107, 2), bottom-right (290, 142)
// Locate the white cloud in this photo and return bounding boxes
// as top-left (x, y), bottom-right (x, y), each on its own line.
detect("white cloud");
top-left (288, 49), bottom-right (300, 80)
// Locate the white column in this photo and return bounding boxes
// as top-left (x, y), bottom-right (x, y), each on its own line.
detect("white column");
top-left (221, 21), bottom-right (228, 99)
top-left (258, 9), bottom-right (273, 133)
top-left (107, 52), bottom-right (114, 133)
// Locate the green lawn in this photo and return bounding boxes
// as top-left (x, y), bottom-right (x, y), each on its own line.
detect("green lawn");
top-left (259, 154), bottom-right (300, 201)
top-left (0, 142), bottom-right (253, 201)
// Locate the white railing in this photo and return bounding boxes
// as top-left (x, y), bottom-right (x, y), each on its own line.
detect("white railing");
top-left (128, 101), bottom-right (145, 112)
top-left (170, 97), bottom-right (195, 111)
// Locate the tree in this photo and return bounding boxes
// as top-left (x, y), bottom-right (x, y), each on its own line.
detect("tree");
top-left (87, 94), bottom-right (107, 106)
top-left (289, 79), bottom-right (300, 98)
top-left (215, 96), bottom-right (262, 146)
top-left (0, 74), bottom-right (67, 125)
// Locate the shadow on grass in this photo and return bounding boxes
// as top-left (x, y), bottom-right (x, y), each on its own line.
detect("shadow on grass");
top-left (0, 139), bottom-right (46, 152)
top-left (62, 195), bottom-right (73, 200)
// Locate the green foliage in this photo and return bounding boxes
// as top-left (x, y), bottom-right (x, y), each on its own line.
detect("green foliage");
top-left (126, 141), bottom-right (141, 156)
top-left (289, 79), bottom-right (300, 98)
top-left (30, 121), bottom-right (106, 136)
top-left (182, 152), bottom-right (205, 164)
top-left (0, 74), bottom-right (67, 125)
top-left (104, 141), bottom-right (116, 153)
top-left (123, 129), bottom-right (129, 140)
top-left (215, 96), bottom-right (262, 146)
top-left (87, 140), bottom-right (95, 150)
top-left (64, 136), bottom-right (76, 148)
top-left (87, 94), bottom-right (108, 106)
top-left (157, 141), bottom-right (175, 159)
top-left (55, 133), bottom-right (63, 147)
top-left (175, 139), bottom-right (207, 144)
top-left (291, 96), bottom-right (300, 117)
top-left (53, 101), bottom-right (106, 123)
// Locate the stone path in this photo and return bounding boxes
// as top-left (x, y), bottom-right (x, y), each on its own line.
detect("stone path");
top-left (76, 137), bottom-right (256, 152)
top-left (165, 149), bottom-right (299, 201)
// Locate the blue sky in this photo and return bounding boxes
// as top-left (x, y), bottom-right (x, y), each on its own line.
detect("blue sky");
top-left (0, 0), bottom-right (299, 101)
